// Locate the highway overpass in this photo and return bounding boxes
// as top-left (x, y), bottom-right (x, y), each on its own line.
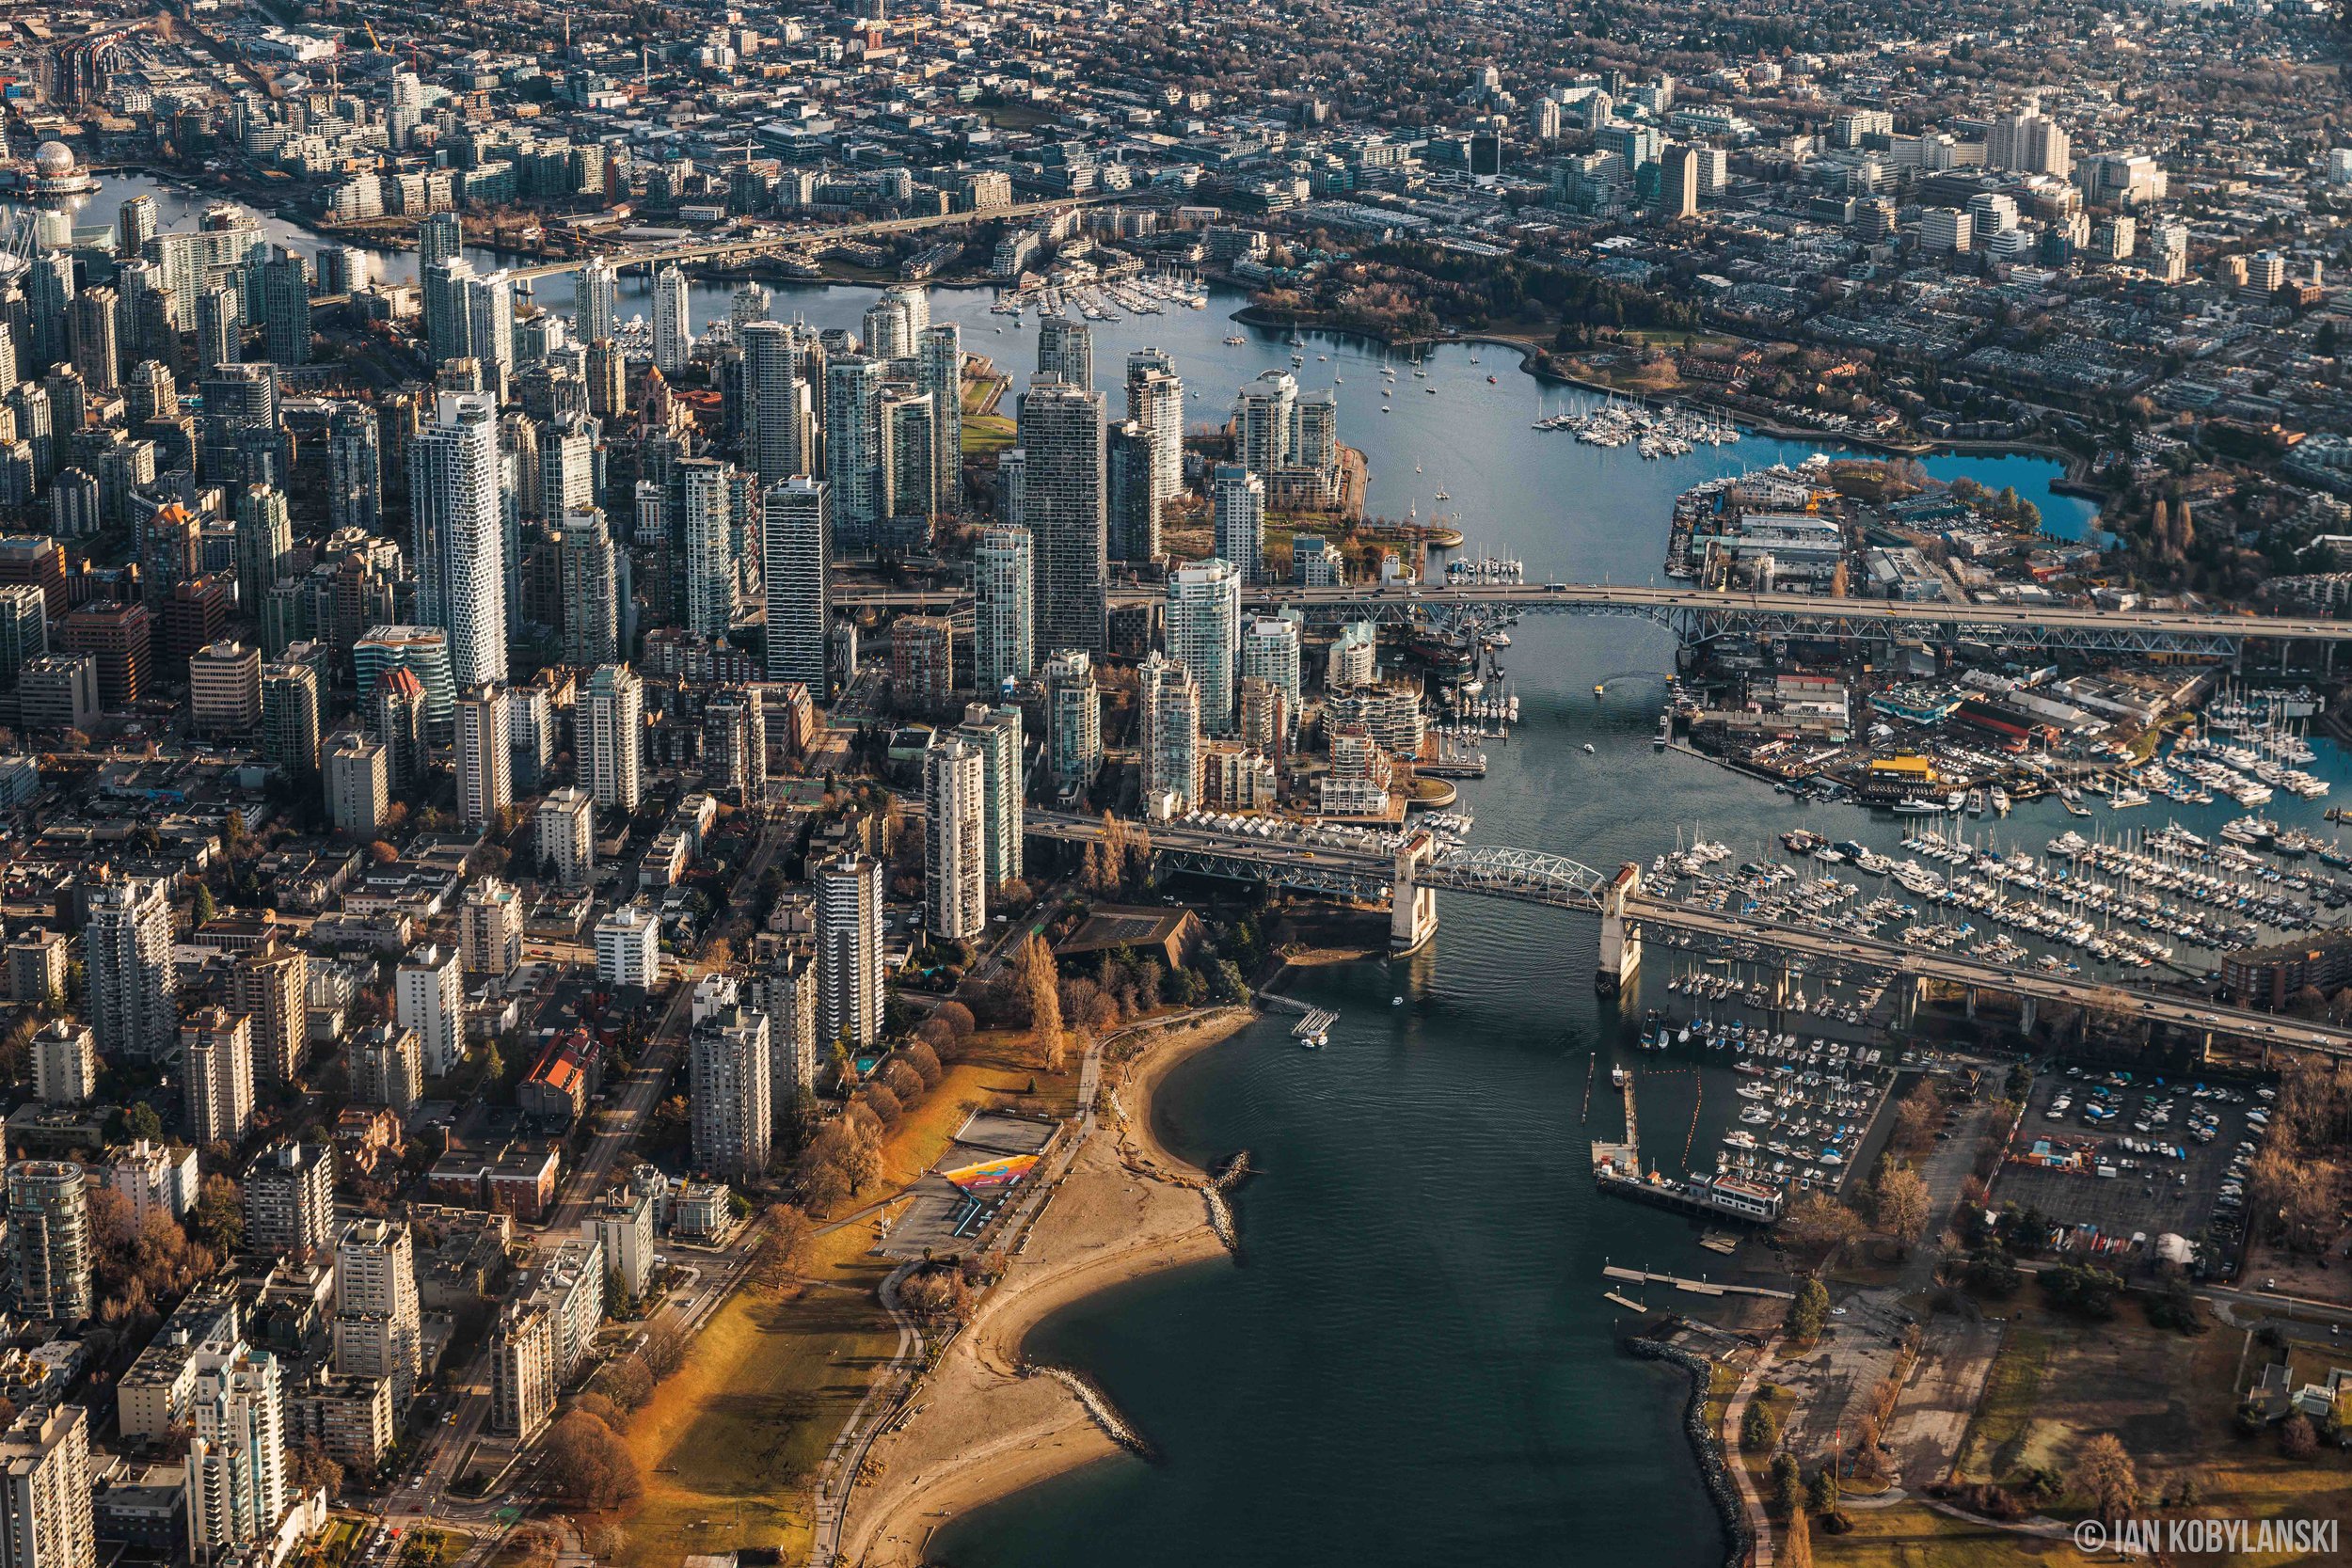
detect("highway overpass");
top-left (844, 580), bottom-right (2352, 659)
top-left (1025, 811), bottom-right (2352, 1058)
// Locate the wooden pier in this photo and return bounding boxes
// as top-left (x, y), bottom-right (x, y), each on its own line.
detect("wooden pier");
top-left (1603, 1265), bottom-right (1793, 1303)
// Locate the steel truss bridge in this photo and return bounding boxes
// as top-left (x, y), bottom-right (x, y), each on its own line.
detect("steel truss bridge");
top-left (1023, 812), bottom-right (2352, 1057)
top-left (1025, 813), bottom-right (1611, 911)
top-left (837, 580), bottom-right (2352, 660)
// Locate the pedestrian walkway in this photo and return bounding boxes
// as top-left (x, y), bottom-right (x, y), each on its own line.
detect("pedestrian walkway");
top-left (1603, 1264), bottom-right (1794, 1301)
top-left (1720, 1351), bottom-right (1777, 1568)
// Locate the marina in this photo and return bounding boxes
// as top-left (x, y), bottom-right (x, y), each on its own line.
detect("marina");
top-left (1629, 808), bottom-right (2352, 980)
top-left (1290, 1008), bottom-right (1340, 1049)
top-left (1534, 397), bottom-right (1744, 460)
top-left (987, 272), bottom-right (1212, 322)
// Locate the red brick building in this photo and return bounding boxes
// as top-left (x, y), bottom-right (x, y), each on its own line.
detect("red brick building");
top-left (56, 599), bottom-right (151, 707)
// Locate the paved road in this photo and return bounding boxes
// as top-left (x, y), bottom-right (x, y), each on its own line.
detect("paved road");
top-left (389, 814), bottom-right (794, 1527)
top-left (501, 196), bottom-right (1125, 282)
top-left (829, 579), bottom-right (2352, 648)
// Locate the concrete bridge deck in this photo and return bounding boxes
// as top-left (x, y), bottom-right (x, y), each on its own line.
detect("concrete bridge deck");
top-left (843, 579), bottom-right (2352, 657)
top-left (1022, 812), bottom-right (2352, 1057)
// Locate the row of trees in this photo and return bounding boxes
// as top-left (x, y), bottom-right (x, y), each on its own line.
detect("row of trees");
top-left (1081, 816), bottom-right (1154, 898)
top-left (541, 1402), bottom-right (644, 1512)
top-left (790, 1036), bottom-right (947, 1212)
top-left (2249, 1054), bottom-right (2352, 1255)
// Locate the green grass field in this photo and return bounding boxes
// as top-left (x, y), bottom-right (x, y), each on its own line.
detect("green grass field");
top-left (1818, 1500), bottom-right (2085, 1568)
top-left (961, 413), bottom-right (1015, 456)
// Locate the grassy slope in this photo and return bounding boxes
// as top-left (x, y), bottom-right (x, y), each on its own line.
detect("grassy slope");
top-left (614, 1265), bottom-right (897, 1568)
top-left (1823, 1307), bottom-right (2352, 1568)
top-left (961, 414), bottom-right (1015, 456)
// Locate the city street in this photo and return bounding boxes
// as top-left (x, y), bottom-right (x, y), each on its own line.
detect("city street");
top-left (386, 811), bottom-right (796, 1527)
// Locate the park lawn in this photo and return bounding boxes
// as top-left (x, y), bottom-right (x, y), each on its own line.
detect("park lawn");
top-left (982, 101), bottom-right (1060, 132)
top-left (1815, 1500), bottom-right (2086, 1568)
top-left (610, 1037), bottom-right (1072, 1568)
top-left (1954, 1325), bottom-right (2051, 1481)
top-left (315, 1517), bottom-right (363, 1568)
top-left (1737, 1382), bottom-right (1801, 1481)
top-left (614, 1266), bottom-right (898, 1568)
top-left (1940, 1307), bottom-right (2352, 1567)
top-left (1620, 326), bottom-right (1749, 355)
top-left (1703, 1361), bottom-right (1741, 1435)
top-left (801, 1196), bottom-right (913, 1279)
top-left (1564, 355), bottom-right (1684, 394)
top-left (394, 1528), bottom-right (469, 1568)
top-left (961, 413), bottom-right (1015, 455)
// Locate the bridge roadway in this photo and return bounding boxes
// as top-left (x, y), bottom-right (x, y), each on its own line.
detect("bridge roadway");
top-left (1025, 810), bottom-right (1611, 908)
top-left (500, 195), bottom-right (1120, 283)
top-left (1624, 895), bottom-right (2352, 1057)
top-left (840, 579), bottom-right (2352, 657)
top-left (1024, 812), bottom-right (2352, 1056)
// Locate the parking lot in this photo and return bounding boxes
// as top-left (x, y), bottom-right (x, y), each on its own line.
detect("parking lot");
top-left (1991, 1066), bottom-right (2277, 1272)
top-left (879, 1110), bottom-right (1060, 1260)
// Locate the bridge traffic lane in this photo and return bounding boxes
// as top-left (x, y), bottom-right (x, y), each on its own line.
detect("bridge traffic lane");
top-left (1024, 816), bottom-right (2352, 1058)
top-left (501, 195), bottom-right (1126, 282)
top-left (1629, 896), bottom-right (2352, 1058)
top-left (831, 579), bottom-right (2352, 651)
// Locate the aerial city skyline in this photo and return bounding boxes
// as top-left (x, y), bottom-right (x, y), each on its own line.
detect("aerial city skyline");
top-left (0, 0), bottom-right (2348, 1565)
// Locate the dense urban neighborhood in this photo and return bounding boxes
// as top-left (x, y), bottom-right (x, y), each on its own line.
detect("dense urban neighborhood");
top-left (0, 0), bottom-right (2351, 1565)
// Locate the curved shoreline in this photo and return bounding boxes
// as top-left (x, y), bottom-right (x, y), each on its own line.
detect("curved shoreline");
top-left (836, 1009), bottom-right (1256, 1567)
top-left (1227, 304), bottom-right (2102, 486)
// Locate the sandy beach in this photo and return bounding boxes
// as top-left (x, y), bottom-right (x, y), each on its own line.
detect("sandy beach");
top-left (837, 1008), bottom-right (1255, 1567)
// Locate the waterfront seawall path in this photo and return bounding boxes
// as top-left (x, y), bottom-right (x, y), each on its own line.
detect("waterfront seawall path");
top-left (1720, 1360), bottom-right (1778, 1568)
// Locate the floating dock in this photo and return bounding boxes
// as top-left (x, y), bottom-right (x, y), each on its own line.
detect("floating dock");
top-left (1591, 1074), bottom-right (1784, 1225)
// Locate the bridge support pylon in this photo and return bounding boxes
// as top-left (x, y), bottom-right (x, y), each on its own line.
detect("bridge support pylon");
top-left (1391, 832), bottom-right (1438, 956)
top-left (1597, 863), bottom-right (1644, 996)
top-left (2020, 994), bottom-right (2037, 1036)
